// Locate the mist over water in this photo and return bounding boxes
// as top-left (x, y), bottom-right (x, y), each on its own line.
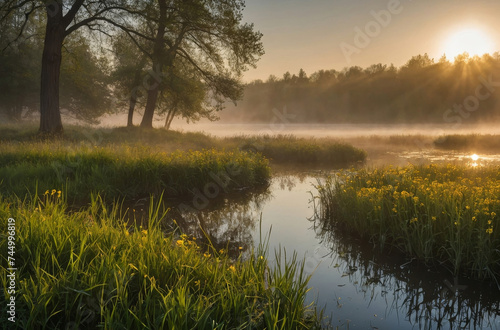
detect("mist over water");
top-left (172, 122), bottom-right (500, 138)
top-left (98, 113), bottom-right (500, 139)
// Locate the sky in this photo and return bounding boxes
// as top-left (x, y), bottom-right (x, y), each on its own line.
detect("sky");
top-left (241, 0), bottom-right (500, 82)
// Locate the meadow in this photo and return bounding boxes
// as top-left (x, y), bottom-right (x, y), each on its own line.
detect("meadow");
top-left (0, 143), bottom-right (270, 203)
top-left (0, 125), bottom-right (345, 328)
top-left (0, 193), bottom-right (321, 328)
top-left (0, 124), bottom-right (367, 166)
top-left (315, 164), bottom-right (500, 281)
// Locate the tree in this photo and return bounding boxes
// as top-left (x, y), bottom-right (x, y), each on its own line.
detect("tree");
top-left (0, 10), bottom-right (110, 124)
top-left (59, 32), bottom-right (112, 124)
top-left (0, 0), bottom-right (149, 134)
top-left (0, 5), bottom-right (42, 121)
top-left (111, 31), bottom-right (148, 127)
top-left (136, 0), bottom-right (264, 128)
top-left (158, 62), bottom-right (213, 130)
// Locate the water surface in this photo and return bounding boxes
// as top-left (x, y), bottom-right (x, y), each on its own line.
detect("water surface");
top-left (166, 149), bottom-right (500, 328)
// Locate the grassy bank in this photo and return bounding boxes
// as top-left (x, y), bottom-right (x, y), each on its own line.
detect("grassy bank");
top-left (0, 194), bottom-right (321, 328)
top-left (316, 164), bottom-right (500, 281)
top-left (225, 135), bottom-right (367, 166)
top-left (0, 143), bottom-right (270, 203)
top-left (0, 124), bottom-right (366, 167)
top-left (434, 134), bottom-right (500, 152)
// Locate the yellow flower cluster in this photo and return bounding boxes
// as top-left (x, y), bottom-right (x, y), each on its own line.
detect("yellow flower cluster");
top-left (333, 164), bottom-right (499, 235)
top-left (44, 189), bottom-right (62, 198)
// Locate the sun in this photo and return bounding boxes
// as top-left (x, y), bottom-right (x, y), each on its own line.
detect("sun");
top-left (441, 27), bottom-right (495, 60)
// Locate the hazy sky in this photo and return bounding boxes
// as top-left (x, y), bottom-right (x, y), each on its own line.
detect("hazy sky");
top-left (242, 0), bottom-right (500, 82)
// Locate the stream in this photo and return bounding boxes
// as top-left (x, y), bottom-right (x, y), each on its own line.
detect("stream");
top-left (158, 149), bottom-right (500, 329)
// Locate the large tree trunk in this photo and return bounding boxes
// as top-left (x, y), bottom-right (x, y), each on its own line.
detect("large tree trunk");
top-left (39, 11), bottom-right (65, 135)
top-left (140, 0), bottom-right (167, 128)
top-left (141, 85), bottom-right (161, 128)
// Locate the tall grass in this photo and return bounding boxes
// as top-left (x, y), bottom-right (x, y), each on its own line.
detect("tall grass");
top-left (315, 164), bottom-right (500, 281)
top-left (226, 134), bottom-right (367, 165)
top-left (0, 143), bottom-right (270, 203)
top-left (434, 134), bottom-right (500, 152)
top-left (0, 125), bottom-right (367, 167)
top-left (0, 193), bottom-right (322, 329)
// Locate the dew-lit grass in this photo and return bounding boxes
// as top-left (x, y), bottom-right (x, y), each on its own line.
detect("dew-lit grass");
top-left (0, 143), bottom-right (270, 203)
top-left (0, 124), bottom-right (367, 167)
top-left (434, 134), bottom-right (500, 152)
top-left (315, 164), bottom-right (500, 281)
top-left (0, 193), bottom-right (322, 328)
top-left (225, 134), bottom-right (367, 165)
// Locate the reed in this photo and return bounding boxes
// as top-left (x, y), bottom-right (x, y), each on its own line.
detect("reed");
top-left (434, 134), bottom-right (500, 152)
top-left (315, 164), bottom-right (500, 281)
top-left (0, 125), bottom-right (367, 167)
top-left (0, 193), bottom-right (322, 328)
top-left (0, 143), bottom-right (270, 203)
top-left (226, 134), bottom-right (367, 165)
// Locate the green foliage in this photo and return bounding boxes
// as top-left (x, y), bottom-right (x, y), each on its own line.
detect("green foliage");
top-left (226, 134), bottom-right (367, 165)
top-left (59, 33), bottom-right (112, 123)
top-left (222, 53), bottom-right (500, 124)
top-left (434, 134), bottom-right (500, 152)
top-left (0, 143), bottom-right (270, 203)
top-left (0, 22), bottom-right (111, 124)
top-left (0, 125), bottom-right (367, 168)
top-left (0, 195), bottom-right (321, 328)
top-left (315, 164), bottom-right (500, 281)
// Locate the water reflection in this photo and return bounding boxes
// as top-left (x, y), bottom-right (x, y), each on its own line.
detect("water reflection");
top-left (123, 169), bottom-right (500, 328)
top-left (312, 214), bottom-right (500, 329)
top-left (389, 150), bottom-right (500, 168)
top-left (168, 187), bottom-right (272, 258)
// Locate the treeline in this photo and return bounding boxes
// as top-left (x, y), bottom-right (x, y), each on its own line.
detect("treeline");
top-left (223, 53), bottom-right (500, 124)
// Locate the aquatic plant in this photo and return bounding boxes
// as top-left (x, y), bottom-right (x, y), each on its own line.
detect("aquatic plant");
top-left (0, 144), bottom-right (270, 203)
top-left (0, 193), bottom-right (322, 328)
top-left (226, 134), bottom-right (367, 165)
top-left (434, 134), bottom-right (500, 152)
top-left (315, 164), bottom-right (500, 281)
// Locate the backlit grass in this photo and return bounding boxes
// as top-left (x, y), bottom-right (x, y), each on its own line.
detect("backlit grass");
top-left (0, 143), bottom-right (270, 203)
top-left (0, 124), bottom-right (366, 167)
top-left (0, 193), bottom-right (321, 329)
top-left (226, 134), bottom-right (367, 165)
top-left (434, 134), bottom-right (500, 152)
top-left (315, 164), bottom-right (500, 281)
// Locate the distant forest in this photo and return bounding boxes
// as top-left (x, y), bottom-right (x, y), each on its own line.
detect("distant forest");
top-left (222, 53), bottom-right (500, 124)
